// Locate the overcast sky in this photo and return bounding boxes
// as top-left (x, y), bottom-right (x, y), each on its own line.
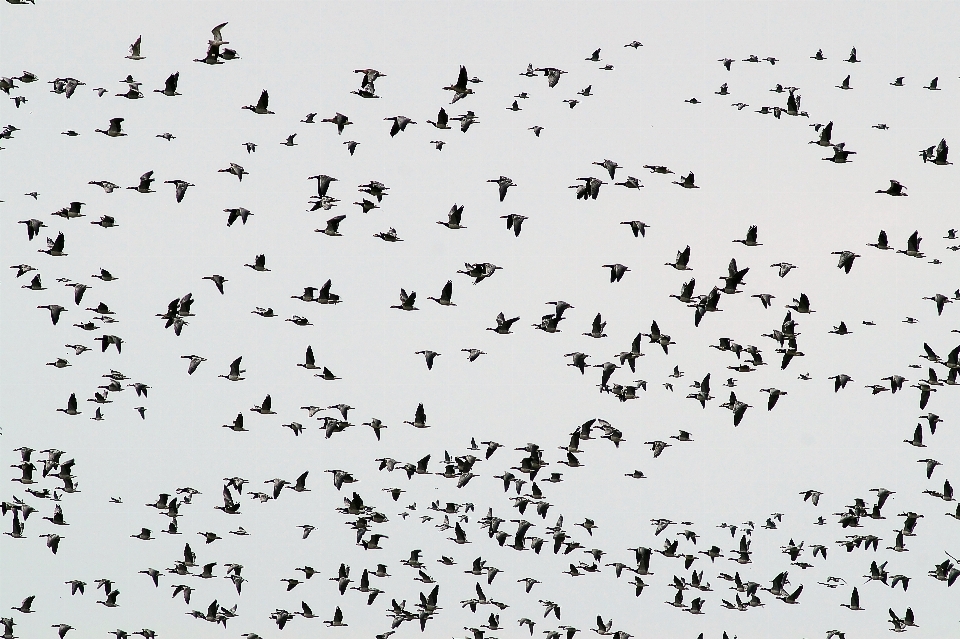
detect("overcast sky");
top-left (2, 2), bottom-right (959, 638)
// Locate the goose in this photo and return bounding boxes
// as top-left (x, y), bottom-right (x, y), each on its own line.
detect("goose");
top-left (867, 230), bottom-right (892, 250)
top-left (22, 273), bottom-right (45, 290)
top-left (40, 232), bottom-right (67, 256)
top-left (930, 138), bottom-right (950, 165)
top-left (672, 172), bottom-right (698, 188)
top-left (317, 215), bottom-right (346, 236)
top-left (716, 82), bottom-right (729, 95)
top-left (163, 180), bottom-right (193, 203)
top-left (720, 258), bottom-right (749, 294)
top-left (443, 66), bottom-right (473, 103)
top-left (666, 245), bottom-right (692, 270)
top-left (506, 99), bottom-right (521, 111)
top-left (219, 357), bottom-right (245, 381)
top-left (374, 227), bottom-right (402, 242)
top-left (577, 85), bottom-right (593, 96)
top-left (344, 140), bottom-right (359, 154)
top-left (529, 125), bottom-right (544, 137)
top-left (592, 159), bottom-right (620, 180)
top-left (571, 176), bottom-right (605, 199)
top-left (837, 74), bottom-right (854, 89)
top-left (384, 115), bottom-right (416, 137)
top-left (218, 162), bottom-right (247, 181)
top-left (463, 349), bottom-right (486, 362)
top-left (733, 225), bottom-right (761, 246)
top-left (620, 221), bottom-right (649, 238)
top-left (810, 120), bottom-right (833, 145)
top-left (596, 262), bottom-right (632, 285)
top-left (358, 180), bottom-right (389, 201)
top-left (583, 313), bottom-right (607, 338)
top-left (404, 403), bottom-right (428, 428)
top-left (52, 201), bottom-right (85, 218)
top-left (280, 133), bottom-right (297, 146)
top-left (896, 231), bottom-right (923, 257)
top-left (224, 207), bottom-right (252, 226)
top-left (771, 262), bottom-right (796, 277)
top-left (684, 97), bottom-right (700, 104)
top-left (565, 352), bottom-right (589, 374)
top-left (244, 254), bottom-right (269, 271)
top-left (95, 118), bottom-right (125, 137)
top-left (18, 218), bottom-right (46, 240)
top-left (415, 350), bottom-right (440, 370)
top-left (425, 280), bottom-right (455, 306)
top-left (786, 293), bottom-right (814, 313)
top-left (535, 66), bottom-right (567, 87)
top-left (128, 171), bottom-right (156, 193)
top-left (315, 279), bottom-right (341, 304)
top-left (391, 289), bottom-right (419, 311)
top-left (671, 278), bottom-right (696, 303)
top-left (242, 89), bottom-right (274, 114)
top-left (485, 176), bottom-right (516, 201)
top-left (922, 293), bottom-right (952, 315)
top-left (832, 250), bottom-right (860, 273)
top-left (828, 374), bottom-right (854, 392)
top-left (846, 47), bottom-right (859, 62)
top-left (829, 321), bottom-right (852, 335)
top-left (877, 179), bottom-right (907, 195)
top-left (116, 83), bottom-right (143, 99)
top-left (88, 180), bottom-right (119, 193)
top-left (501, 214), bottom-right (526, 236)
top-left (487, 312), bottom-right (520, 334)
top-left (290, 286), bottom-right (317, 302)
top-left (925, 77), bottom-right (940, 90)
top-left (89, 215), bottom-right (118, 228)
top-left (350, 78), bottom-right (379, 96)
top-left (824, 145), bottom-right (856, 163)
top-left (321, 112), bottom-right (352, 134)
top-left (719, 58), bottom-right (733, 70)
top-left (151, 72), bottom-right (180, 97)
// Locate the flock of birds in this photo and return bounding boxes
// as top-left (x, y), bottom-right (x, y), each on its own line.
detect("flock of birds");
top-left (2, 13), bottom-right (959, 639)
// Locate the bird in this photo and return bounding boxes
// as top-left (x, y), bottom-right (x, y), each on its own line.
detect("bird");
top-left (488, 176), bottom-right (515, 201)
top-left (155, 72), bottom-right (180, 96)
top-left (621, 220), bottom-right (649, 237)
top-left (219, 357), bottom-right (245, 381)
top-left (877, 180), bottom-right (907, 196)
top-left (771, 262), bottom-right (797, 278)
top-left (502, 214), bottom-right (527, 236)
top-left (488, 312), bottom-right (520, 334)
top-left (244, 254), bottom-right (269, 271)
top-left (672, 172), bottom-right (698, 188)
top-left (427, 280), bottom-right (455, 306)
top-left (218, 163), bottom-right (248, 181)
top-left (832, 251), bottom-right (861, 273)
top-left (391, 289), bottom-right (419, 311)
top-left (163, 180), bottom-right (193, 203)
top-left (321, 112), bottom-right (352, 134)
top-left (242, 90), bottom-right (274, 114)
top-left (385, 115), bottom-right (416, 137)
top-left (95, 118), bottom-right (125, 137)
top-left (224, 208), bottom-right (252, 226)
top-left (603, 263), bottom-right (630, 282)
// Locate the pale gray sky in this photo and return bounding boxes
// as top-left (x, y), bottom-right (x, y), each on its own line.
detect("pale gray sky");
top-left (2, 2), bottom-right (959, 638)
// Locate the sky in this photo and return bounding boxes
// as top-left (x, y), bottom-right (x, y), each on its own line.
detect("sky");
top-left (2, 1), bottom-right (959, 638)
